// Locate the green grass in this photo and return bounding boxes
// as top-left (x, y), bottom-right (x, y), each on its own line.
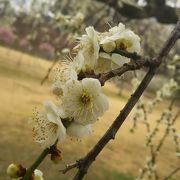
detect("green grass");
top-left (104, 170), bottom-right (134, 180)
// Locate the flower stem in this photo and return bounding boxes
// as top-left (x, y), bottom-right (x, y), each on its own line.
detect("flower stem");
top-left (22, 148), bottom-right (50, 180)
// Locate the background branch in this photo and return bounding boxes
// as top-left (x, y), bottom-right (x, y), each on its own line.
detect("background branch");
top-left (164, 166), bottom-right (180, 180)
top-left (95, 0), bottom-right (179, 24)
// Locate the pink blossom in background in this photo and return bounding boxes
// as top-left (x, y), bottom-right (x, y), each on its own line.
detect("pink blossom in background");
top-left (19, 38), bottom-right (30, 48)
top-left (0, 27), bottom-right (17, 44)
top-left (39, 42), bottom-right (55, 54)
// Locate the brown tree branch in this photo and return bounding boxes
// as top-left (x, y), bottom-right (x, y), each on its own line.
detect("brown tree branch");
top-left (95, 0), bottom-right (179, 24)
top-left (60, 21), bottom-right (180, 180)
top-left (100, 48), bottom-right (142, 60)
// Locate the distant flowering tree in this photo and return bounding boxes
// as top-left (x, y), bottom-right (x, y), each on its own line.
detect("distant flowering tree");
top-left (19, 38), bottom-right (30, 49)
top-left (7, 21), bottom-right (180, 180)
top-left (0, 27), bottom-right (16, 45)
top-left (39, 42), bottom-right (55, 59)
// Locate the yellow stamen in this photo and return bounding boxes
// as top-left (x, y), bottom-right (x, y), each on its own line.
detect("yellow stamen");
top-left (80, 92), bottom-right (91, 104)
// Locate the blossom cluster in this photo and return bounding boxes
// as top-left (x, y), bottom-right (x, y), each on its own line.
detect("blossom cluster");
top-left (6, 22), bottom-right (141, 180)
top-left (31, 23), bottom-right (141, 150)
top-left (29, 23), bottom-right (143, 152)
top-left (54, 12), bottom-right (85, 29)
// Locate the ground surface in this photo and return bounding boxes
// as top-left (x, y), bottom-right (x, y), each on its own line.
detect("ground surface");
top-left (0, 46), bottom-right (179, 180)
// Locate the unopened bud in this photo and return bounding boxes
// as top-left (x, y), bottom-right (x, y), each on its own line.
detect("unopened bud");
top-left (33, 169), bottom-right (43, 180)
top-left (50, 148), bottom-right (62, 164)
top-left (102, 41), bottom-right (116, 53)
top-left (7, 163), bottom-right (26, 178)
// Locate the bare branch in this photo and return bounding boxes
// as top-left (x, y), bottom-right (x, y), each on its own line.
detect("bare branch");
top-left (100, 48), bottom-right (142, 60)
top-left (60, 162), bottom-right (79, 174)
top-left (78, 55), bottom-right (151, 86)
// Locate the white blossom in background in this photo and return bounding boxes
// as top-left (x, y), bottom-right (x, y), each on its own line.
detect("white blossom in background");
top-left (32, 101), bottom-right (66, 148)
top-left (54, 12), bottom-right (84, 29)
top-left (69, 12), bottom-right (84, 28)
top-left (160, 79), bottom-right (179, 97)
top-left (62, 78), bottom-right (109, 125)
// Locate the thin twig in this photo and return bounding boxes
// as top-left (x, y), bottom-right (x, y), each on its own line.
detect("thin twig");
top-left (60, 162), bottom-right (79, 174)
top-left (41, 59), bottom-right (59, 85)
top-left (100, 47), bottom-right (143, 60)
top-left (164, 166), bottom-right (180, 180)
top-left (22, 142), bottom-right (59, 180)
top-left (22, 148), bottom-right (50, 180)
top-left (78, 58), bottom-right (150, 86)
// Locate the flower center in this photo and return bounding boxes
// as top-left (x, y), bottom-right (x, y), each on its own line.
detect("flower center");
top-left (116, 39), bottom-right (132, 51)
top-left (119, 42), bottom-right (127, 50)
top-left (88, 44), bottom-right (94, 54)
top-left (80, 92), bottom-right (91, 104)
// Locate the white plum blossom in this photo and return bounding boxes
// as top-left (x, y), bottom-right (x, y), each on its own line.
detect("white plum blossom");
top-left (77, 26), bottom-right (100, 69)
top-left (69, 51), bottom-right (86, 73)
top-left (62, 78), bottom-right (109, 125)
top-left (52, 64), bottom-right (77, 96)
top-left (97, 25), bottom-right (141, 71)
top-left (112, 29), bottom-right (141, 53)
top-left (30, 22), bottom-right (143, 160)
top-left (111, 29), bottom-right (140, 66)
top-left (32, 101), bottom-right (66, 148)
top-left (109, 23), bottom-right (125, 35)
top-left (67, 122), bottom-right (92, 138)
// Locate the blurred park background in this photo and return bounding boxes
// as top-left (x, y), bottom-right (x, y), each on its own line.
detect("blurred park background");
top-left (0, 0), bottom-right (180, 180)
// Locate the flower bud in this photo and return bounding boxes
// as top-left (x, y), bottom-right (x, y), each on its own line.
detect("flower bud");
top-left (50, 148), bottom-right (62, 164)
top-left (7, 163), bottom-right (26, 178)
top-left (34, 169), bottom-right (43, 180)
top-left (102, 41), bottom-right (116, 53)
